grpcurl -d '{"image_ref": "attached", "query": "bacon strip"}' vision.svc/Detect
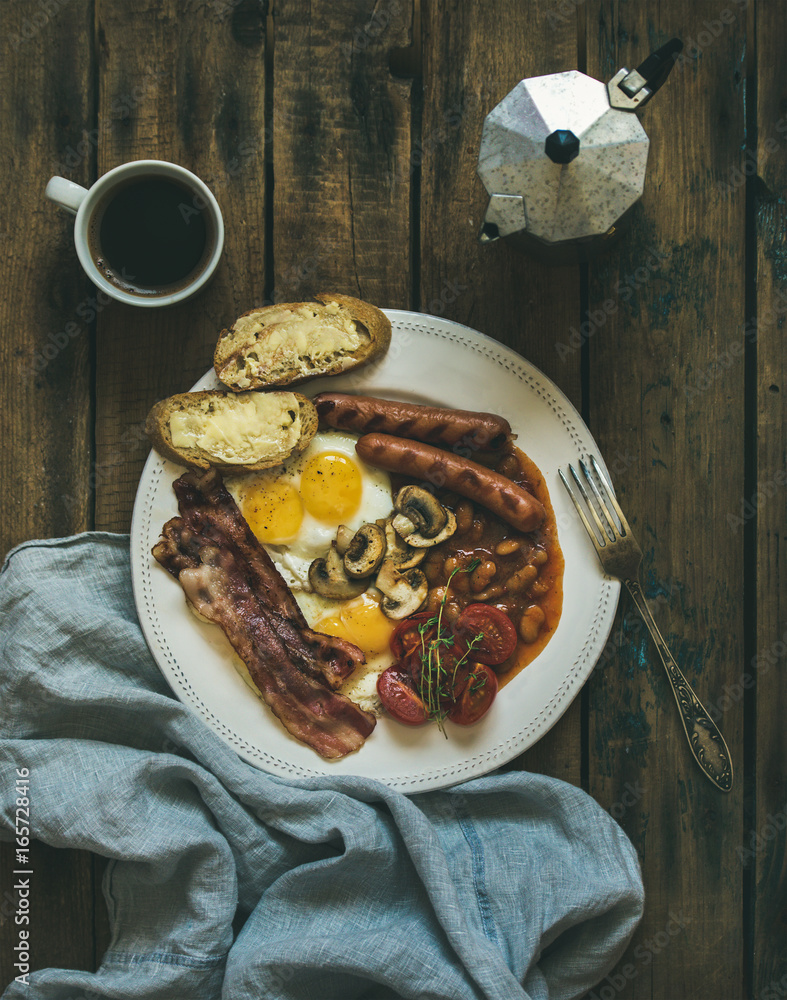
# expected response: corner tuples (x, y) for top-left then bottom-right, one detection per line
(172, 465), (307, 625)
(170, 467), (364, 688)
(153, 469), (375, 759)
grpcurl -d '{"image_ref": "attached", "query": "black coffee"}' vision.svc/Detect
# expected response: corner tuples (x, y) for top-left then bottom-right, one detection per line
(89, 177), (213, 296)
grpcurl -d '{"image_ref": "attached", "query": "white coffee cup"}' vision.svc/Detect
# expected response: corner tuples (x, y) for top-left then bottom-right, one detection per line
(45, 159), (224, 308)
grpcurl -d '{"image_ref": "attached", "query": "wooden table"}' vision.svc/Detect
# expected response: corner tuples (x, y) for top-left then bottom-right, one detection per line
(1, 1), (784, 997)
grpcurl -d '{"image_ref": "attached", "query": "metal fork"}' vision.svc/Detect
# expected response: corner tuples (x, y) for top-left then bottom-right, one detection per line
(560, 456), (733, 792)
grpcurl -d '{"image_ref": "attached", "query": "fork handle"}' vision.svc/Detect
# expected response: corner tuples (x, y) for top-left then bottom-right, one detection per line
(625, 579), (734, 792)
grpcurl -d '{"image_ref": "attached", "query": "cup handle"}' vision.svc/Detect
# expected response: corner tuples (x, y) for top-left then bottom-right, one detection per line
(45, 176), (89, 216)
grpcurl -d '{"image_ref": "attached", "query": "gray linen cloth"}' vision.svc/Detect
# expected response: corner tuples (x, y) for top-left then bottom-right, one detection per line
(0, 534), (643, 1000)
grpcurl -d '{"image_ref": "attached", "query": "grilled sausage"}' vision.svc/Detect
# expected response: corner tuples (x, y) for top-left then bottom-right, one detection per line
(314, 392), (512, 451)
(355, 433), (545, 533)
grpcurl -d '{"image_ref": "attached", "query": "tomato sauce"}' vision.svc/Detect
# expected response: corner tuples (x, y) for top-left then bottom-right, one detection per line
(498, 447), (564, 686)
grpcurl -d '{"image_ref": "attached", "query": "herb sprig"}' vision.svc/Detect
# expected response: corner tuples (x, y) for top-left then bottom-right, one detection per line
(415, 559), (484, 735)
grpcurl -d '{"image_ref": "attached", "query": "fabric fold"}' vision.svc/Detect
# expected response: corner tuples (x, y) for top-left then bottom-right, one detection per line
(0, 534), (643, 1000)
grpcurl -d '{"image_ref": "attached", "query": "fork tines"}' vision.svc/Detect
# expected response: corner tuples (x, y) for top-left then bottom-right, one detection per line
(559, 456), (630, 547)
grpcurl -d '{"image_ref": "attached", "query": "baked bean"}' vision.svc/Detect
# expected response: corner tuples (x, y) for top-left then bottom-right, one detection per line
(426, 586), (446, 613)
(468, 518), (486, 543)
(452, 570), (470, 594)
(473, 583), (506, 602)
(519, 604), (545, 643)
(495, 537), (522, 556)
(533, 548), (548, 566)
(443, 555), (460, 577)
(444, 601), (462, 626)
(455, 500), (474, 534)
(529, 576), (552, 598)
(505, 564), (538, 594)
(497, 453), (520, 478)
(470, 560), (497, 593)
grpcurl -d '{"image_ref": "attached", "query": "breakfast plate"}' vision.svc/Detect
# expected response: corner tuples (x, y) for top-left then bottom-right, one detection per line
(131, 310), (620, 792)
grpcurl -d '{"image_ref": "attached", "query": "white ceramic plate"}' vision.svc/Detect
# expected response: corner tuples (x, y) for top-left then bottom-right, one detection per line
(131, 310), (620, 792)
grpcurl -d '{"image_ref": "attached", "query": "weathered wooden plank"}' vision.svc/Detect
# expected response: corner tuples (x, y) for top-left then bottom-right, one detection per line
(93, 0), (269, 532)
(585, 2), (747, 997)
(753, 3), (787, 996)
(0, 3), (96, 552)
(271, 0), (414, 307)
(420, 0), (582, 782)
(0, 0), (97, 983)
(0, 845), (97, 983)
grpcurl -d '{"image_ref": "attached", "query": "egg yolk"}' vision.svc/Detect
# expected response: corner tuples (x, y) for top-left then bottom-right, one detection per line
(241, 480), (303, 543)
(316, 593), (395, 657)
(299, 451), (362, 523)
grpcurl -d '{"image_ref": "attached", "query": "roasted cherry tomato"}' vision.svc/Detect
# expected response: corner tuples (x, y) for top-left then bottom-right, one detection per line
(377, 663), (429, 725)
(390, 613), (433, 659)
(453, 604), (517, 666)
(447, 663), (498, 725)
(401, 648), (426, 686)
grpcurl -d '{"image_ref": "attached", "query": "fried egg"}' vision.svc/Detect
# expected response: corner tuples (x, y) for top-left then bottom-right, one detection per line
(226, 429), (397, 714)
(226, 429), (393, 588)
(299, 588), (395, 714)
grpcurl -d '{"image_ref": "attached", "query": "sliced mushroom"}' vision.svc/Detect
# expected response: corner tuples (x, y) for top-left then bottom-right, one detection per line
(375, 560), (429, 619)
(391, 512), (417, 539)
(393, 485), (447, 539)
(335, 524), (355, 556)
(344, 522), (386, 578)
(400, 509), (458, 549)
(382, 517), (425, 570)
(309, 542), (366, 599)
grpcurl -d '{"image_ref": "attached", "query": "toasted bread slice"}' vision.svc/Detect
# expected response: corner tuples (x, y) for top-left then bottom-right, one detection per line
(146, 390), (317, 472)
(214, 292), (392, 390)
